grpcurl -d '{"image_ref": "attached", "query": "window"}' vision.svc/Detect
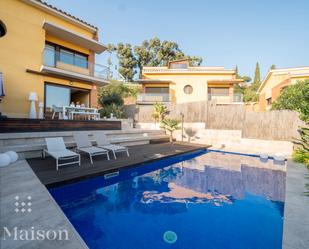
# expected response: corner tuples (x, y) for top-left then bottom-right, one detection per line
(145, 87), (169, 94)
(184, 85), (193, 94)
(60, 49), (74, 65)
(45, 84), (70, 108)
(45, 83), (90, 109)
(44, 44), (55, 66)
(170, 62), (188, 69)
(44, 43), (88, 69)
(208, 87), (229, 95)
(0, 21), (7, 38)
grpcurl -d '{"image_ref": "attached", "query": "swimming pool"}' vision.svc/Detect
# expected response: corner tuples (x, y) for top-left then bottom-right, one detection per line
(49, 150), (286, 249)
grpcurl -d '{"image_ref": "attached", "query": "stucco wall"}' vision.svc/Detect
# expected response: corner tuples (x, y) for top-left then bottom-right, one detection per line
(143, 73), (235, 104)
(0, 0), (96, 117)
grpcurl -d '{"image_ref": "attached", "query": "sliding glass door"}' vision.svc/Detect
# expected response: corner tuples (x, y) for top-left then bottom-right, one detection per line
(45, 84), (71, 108)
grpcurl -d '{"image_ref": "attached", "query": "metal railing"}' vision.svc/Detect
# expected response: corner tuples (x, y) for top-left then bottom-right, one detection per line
(43, 47), (111, 81)
(208, 93), (243, 103)
(137, 93), (171, 103)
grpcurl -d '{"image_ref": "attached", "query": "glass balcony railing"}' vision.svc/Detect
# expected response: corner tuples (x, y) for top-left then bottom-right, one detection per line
(208, 93), (243, 103)
(43, 47), (111, 81)
(137, 93), (171, 103)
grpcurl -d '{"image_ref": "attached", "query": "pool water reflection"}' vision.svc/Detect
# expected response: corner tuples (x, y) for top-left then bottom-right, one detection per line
(50, 150), (286, 249)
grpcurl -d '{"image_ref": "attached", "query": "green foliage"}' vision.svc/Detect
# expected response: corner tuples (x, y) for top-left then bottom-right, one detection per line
(115, 43), (137, 81)
(98, 81), (140, 118)
(112, 37), (203, 79)
(234, 65), (252, 95)
(99, 103), (124, 119)
(271, 80), (309, 122)
(243, 87), (259, 102)
(270, 64), (276, 70)
(152, 102), (168, 123)
(293, 150), (309, 167)
(242, 62), (261, 102)
(161, 118), (181, 143)
(272, 80), (309, 167)
(253, 62), (261, 86)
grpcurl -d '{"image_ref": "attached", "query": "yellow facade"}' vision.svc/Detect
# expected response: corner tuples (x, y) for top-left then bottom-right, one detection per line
(139, 60), (241, 104)
(258, 67), (309, 111)
(0, 0), (105, 117)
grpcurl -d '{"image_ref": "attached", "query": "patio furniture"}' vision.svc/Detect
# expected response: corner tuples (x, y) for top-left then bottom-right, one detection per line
(73, 131), (110, 164)
(43, 137), (80, 170)
(93, 131), (130, 159)
(51, 105), (63, 119)
(62, 106), (100, 120)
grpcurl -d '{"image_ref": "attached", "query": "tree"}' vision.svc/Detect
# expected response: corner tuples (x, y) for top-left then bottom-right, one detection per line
(252, 62), (261, 89)
(243, 62), (261, 102)
(115, 43), (137, 81)
(113, 37), (203, 79)
(270, 64), (276, 70)
(152, 102), (168, 124)
(161, 118), (180, 143)
(271, 80), (309, 167)
(98, 81), (140, 118)
(234, 65), (252, 95)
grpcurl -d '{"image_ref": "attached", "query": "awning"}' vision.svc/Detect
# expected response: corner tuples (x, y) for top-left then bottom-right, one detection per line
(43, 21), (107, 54)
(0, 72), (5, 97)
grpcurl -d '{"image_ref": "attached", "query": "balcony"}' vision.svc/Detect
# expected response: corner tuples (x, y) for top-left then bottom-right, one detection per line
(208, 93), (243, 104)
(41, 46), (110, 85)
(136, 93), (171, 104)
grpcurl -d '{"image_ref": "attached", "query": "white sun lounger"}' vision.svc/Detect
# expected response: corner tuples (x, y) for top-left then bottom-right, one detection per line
(93, 131), (130, 159)
(43, 137), (81, 171)
(73, 131), (110, 164)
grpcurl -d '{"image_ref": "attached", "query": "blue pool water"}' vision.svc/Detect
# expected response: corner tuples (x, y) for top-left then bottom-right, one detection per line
(49, 150), (286, 249)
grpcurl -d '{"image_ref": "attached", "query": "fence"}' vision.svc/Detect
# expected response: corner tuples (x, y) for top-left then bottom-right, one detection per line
(124, 101), (304, 141)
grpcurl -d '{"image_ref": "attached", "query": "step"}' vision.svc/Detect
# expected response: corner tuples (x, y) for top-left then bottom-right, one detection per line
(0, 134), (169, 159)
(0, 129), (166, 147)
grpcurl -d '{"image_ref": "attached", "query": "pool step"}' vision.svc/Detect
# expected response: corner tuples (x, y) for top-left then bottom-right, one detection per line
(0, 129), (169, 159)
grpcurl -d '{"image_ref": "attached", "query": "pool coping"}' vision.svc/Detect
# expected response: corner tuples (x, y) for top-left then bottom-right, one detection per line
(282, 160), (309, 249)
(0, 160), (88, 249)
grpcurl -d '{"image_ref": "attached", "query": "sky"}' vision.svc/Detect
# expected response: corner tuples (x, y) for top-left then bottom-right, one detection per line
(48, 0), (309, 80)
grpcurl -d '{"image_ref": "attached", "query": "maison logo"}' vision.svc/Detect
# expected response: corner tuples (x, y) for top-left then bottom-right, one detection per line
(2, 227), (69, 241)
(14, 195), (32, 213)
(1, 195), (69, 241)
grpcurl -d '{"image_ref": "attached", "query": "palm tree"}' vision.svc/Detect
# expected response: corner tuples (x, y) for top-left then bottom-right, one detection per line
(161, 118), (180, 143)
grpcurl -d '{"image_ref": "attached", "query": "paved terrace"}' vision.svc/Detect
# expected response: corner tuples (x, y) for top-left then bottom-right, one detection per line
(282, 160), (309, 249)
(27, 142), (208, 186)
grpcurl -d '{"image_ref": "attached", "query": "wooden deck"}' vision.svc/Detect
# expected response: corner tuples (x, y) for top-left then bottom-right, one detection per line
(0, 118), (121, 133)
(27, 142), (209, 187)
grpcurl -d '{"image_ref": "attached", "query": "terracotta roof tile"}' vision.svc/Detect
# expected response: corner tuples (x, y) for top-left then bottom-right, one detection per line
(35, 0), (98, 30)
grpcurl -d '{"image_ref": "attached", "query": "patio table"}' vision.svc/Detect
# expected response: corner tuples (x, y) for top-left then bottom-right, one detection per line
(62, 106), (100, 120)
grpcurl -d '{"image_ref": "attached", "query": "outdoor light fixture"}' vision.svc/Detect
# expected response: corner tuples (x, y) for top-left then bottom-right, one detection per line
(28, 92), (38, 119)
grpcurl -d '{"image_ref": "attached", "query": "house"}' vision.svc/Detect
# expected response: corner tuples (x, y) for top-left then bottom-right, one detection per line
(136, 59), (243, 105)
(258, 67), (309, 111)
(0, 0), (108, 118)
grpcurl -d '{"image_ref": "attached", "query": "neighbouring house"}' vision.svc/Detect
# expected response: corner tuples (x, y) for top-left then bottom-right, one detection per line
(258, 66), (309, 111)
(136, 58), (243, 105)
(0, 0), (109, 118)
